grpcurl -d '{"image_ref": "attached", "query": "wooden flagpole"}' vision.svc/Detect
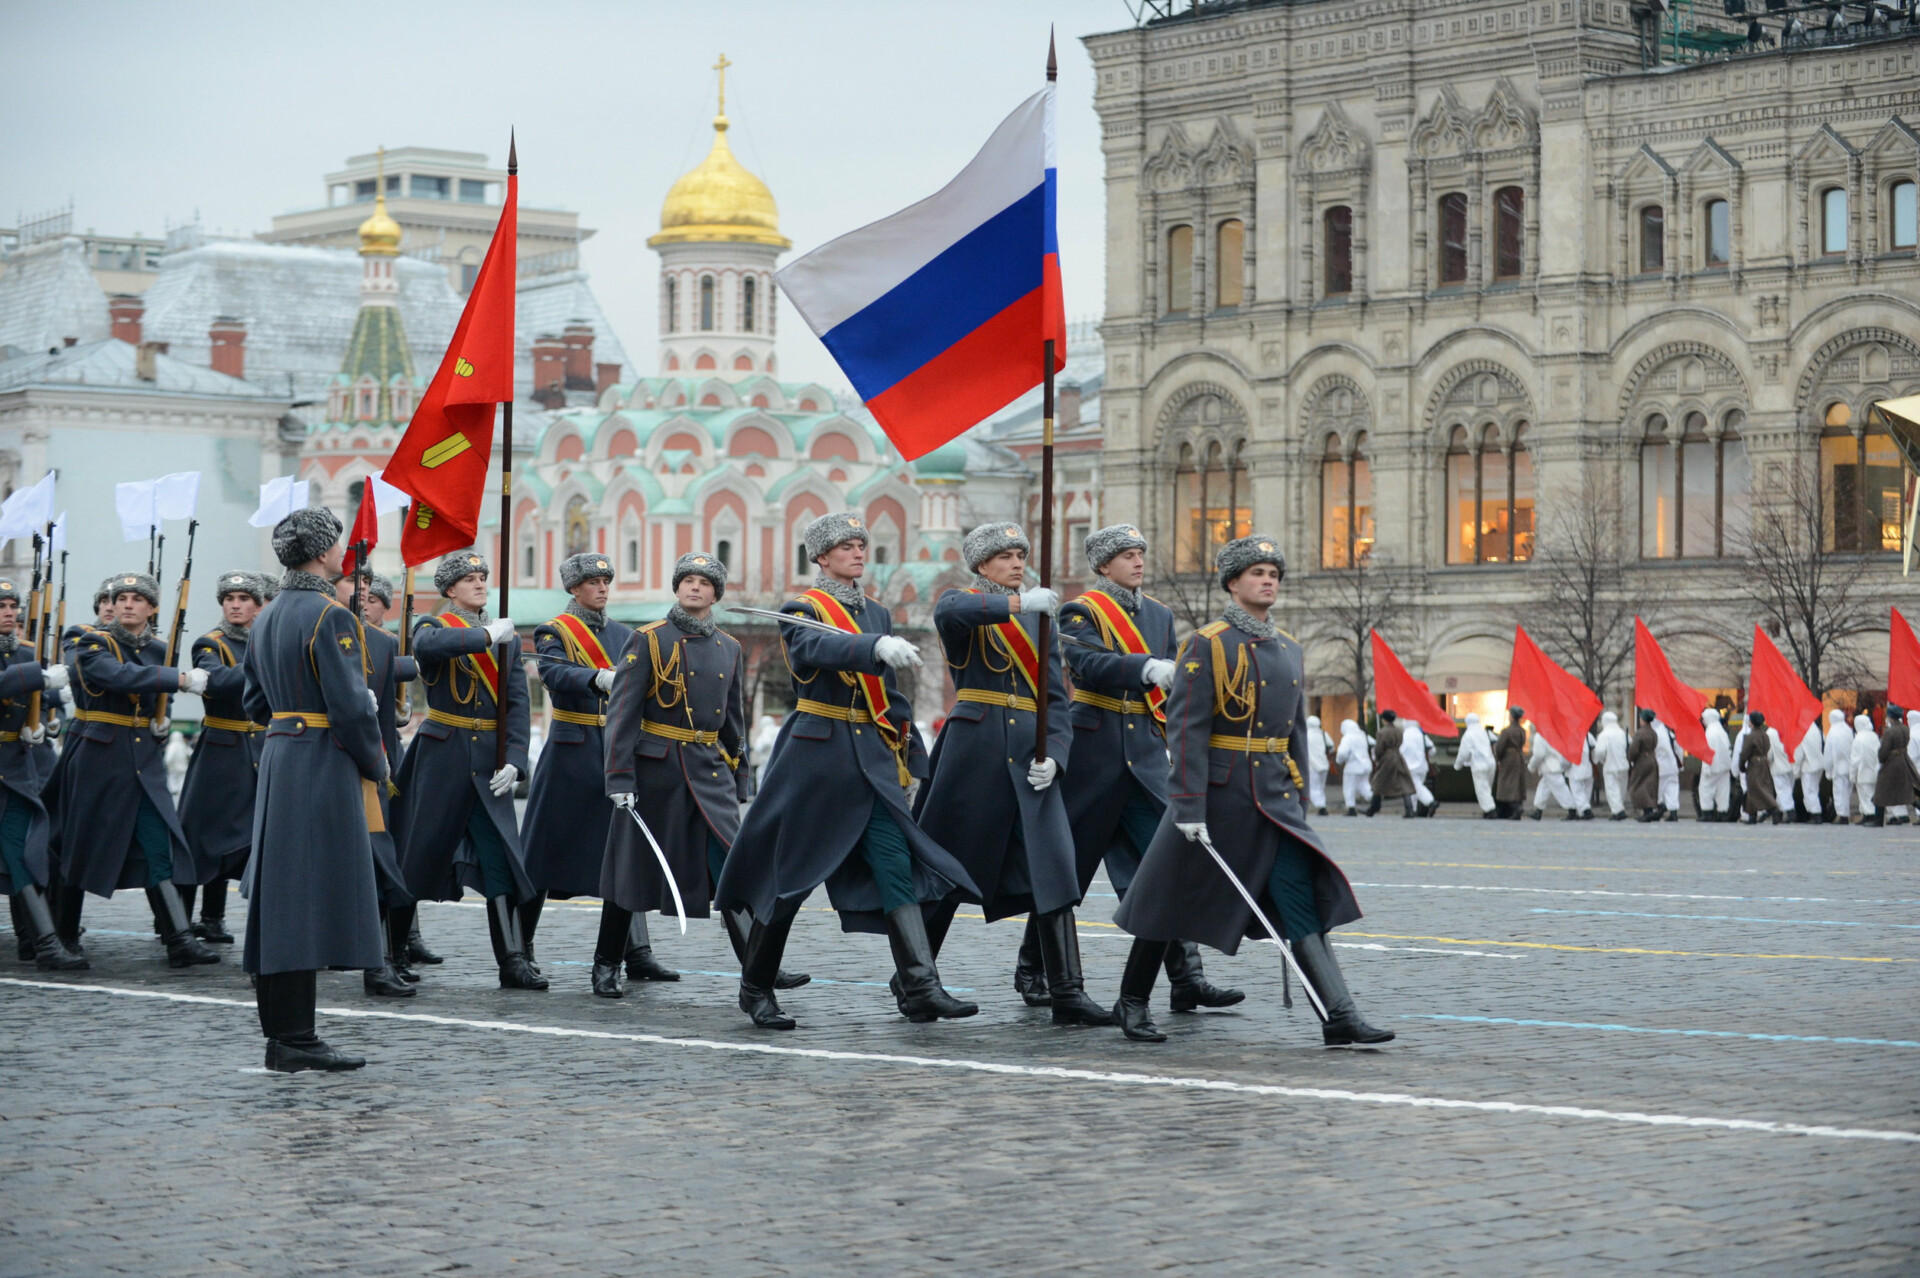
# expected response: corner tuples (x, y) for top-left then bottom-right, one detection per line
(1034, 33), (1058, 766)
(494, 131), (517, 772)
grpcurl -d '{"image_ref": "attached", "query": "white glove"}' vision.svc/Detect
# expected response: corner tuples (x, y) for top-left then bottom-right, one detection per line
(484, 618), (516, 644)
(1027, 756), (1058, 791)
(873, 635), (923, 669)
(1142, 658), (1175, 692)
(1176, 821), (1209, 843)
(489, 764), (519, 796)
(592, 668), (615, 694)
(152, 717), (171, 736)
(41, 665), (68, 692)
(55, 686), (71, 708)
(1018, 587), (1059, 617)
(365, 688), (380, 716)
(22, 723), (45, 746)
(182, 668), (210, 695)
(610, 791), (636, 809)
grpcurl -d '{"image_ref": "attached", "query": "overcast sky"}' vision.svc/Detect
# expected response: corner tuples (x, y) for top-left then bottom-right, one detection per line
(3, 0), (1134, 390)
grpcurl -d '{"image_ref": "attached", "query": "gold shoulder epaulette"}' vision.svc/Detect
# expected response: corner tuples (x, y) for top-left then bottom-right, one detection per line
(1197, 620), (1230, 638)
(1276, 627), (1300, 644)
(637, 619), (669, 634)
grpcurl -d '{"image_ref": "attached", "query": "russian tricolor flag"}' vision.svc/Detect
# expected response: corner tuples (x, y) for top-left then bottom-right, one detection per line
(776, 85), (1066, 461)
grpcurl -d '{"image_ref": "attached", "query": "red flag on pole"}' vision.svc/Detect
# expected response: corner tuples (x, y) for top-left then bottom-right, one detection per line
(1747, 625), (1821, 763)
(1370, 630), (1457, 738)
(384, 170), (518, 565)
(1507, 625), (1603, 763)
(1890, 607), (1920, 710)
(1632, 617), (1711, 761)
(340, 491), (380, 577)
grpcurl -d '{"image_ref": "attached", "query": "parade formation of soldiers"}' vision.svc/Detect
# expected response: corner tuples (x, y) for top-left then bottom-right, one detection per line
(14, 500), (1907, 1074)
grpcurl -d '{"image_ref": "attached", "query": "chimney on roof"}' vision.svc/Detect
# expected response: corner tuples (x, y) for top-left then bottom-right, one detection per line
(209, 316), (246, 380)
(108, 294), (143, 345)
(62, 336), (77, 348)
(561, 321), (595, 391)
(532, 333), (566, 407)
(595, 362), (621, 396)
(135, 340), (169, 382)
(1057, 379), (1082, 433)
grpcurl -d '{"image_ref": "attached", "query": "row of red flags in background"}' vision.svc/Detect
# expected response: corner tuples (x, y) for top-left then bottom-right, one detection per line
(1370, 609), (1920, 766)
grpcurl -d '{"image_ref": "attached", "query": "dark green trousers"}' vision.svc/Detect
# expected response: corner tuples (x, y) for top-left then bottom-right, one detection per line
(467, 806), (516, 900)
(858, 798), (916, 914)
(0, 792), (33, 891)
(134, 793), (175, 888)
(1265, 836), (1325, 941)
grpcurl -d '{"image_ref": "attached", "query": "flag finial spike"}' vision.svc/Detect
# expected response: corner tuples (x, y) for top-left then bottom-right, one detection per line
(1047, 27), (1058, 81)
(508, 128), (518, 176)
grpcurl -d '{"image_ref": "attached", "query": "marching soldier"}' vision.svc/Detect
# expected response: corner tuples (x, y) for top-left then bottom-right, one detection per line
(358, 572), (418, 998)
(521, 552), (658, 982)
(915, 521), (1113, 1027)
(0, 575), (82, 969)
(1109, 535), (1392, 1047)
(61, 571), (220, 968)
(717, 513), (976, 1029)
(38, 578), (118, 954)
(1054, 524), (1240, 1015)
(240, 507), (386, 1071)
(176, 571), (267, 944)
(394, 551), (541, 989)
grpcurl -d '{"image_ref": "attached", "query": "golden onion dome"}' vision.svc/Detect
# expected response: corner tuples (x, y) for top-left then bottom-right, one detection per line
(650, 60), (789, 250)
(358, 191), (402, 257)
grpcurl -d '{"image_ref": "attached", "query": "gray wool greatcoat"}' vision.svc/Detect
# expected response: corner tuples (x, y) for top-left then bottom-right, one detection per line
(1873, 717), (1919, 810)
(1628, 724), (1662, 809)
(237, 583), (386, 976)
(719, 591), (975, 933)
(178, 627), (262, 881)
(0, 643), (51, 892)
(43, 622), (101, 866)
(914, 588), (1078, 922)
(1493, 723), (1529, 803)
(363, 624), (416, 908)
(1113, 618), (1362, 955)
(1370, 719), (1415, 799)
(1057, 588), (1174, 896)
(523, 611), (633, 899)
(61, 625), (197, 897)
(395, 614), (534, 904)
(599, 616), (744, 917)
(1741, 728), (1778, 813)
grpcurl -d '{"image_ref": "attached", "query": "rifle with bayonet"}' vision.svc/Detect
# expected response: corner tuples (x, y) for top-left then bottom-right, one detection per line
(152, 518), (197, 724)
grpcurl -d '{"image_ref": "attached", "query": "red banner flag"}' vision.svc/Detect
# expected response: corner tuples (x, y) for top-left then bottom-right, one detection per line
(385, 166), (518, 566)
(1507, 625), (1603, 763)
(1890, 607), (1920, 710)
(1370, 630), (1457, 738)
(340, 490), (380, 577)
(1747, 625), (1821, 764)
(1632, 617), (1712, 761)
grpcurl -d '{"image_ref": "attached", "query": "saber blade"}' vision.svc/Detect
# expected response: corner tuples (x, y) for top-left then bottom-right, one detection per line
(626, 805), (688, 934)
(723, 604), (845, 636)
(1193, 828), (1328, 1021)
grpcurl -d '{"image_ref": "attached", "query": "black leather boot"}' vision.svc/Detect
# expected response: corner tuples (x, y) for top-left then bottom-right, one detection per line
(259, 970), (364, 1073)
(20, 886), (87, 971)
(1012, 914), (1050, 1006)
(886, 905), (976, 1022)
(1364, 791), (1382, 816)
(1165, 938), (1243, 1011)
(592, 904), (628, 999)
(1113, 938), (1169, 1042)
(405, 912), (443, 965)
(488, 896), (547, 990)
(518, 892), (546, 975)
(624, 912), (679, 982)
(737, 909), (798, 1030)
(197, 879), (233, 943)
(723, 904), (807, 989)
(149, 884), (220, 967)
(51, 883), (85, 953)
(11, 893), (34, 960)
(1035, 908), (1114, 1026)
(385, 909), (420, 983)
(363, 909), (415, 998)
(1291, 932), (1394, 1046)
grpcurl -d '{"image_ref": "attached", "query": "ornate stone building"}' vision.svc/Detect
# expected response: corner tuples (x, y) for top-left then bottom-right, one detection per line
(1083, 4), (1920, 719)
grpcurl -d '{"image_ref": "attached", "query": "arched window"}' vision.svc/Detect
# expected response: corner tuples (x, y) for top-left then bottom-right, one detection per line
(795, 539), (812, 577)
(1822, 188), (1848, 256)
(1821, 400), (1907, 552)
(1215, 220), (1243, 309)
(1705, 199), (1731, 266)
(664, 277), (677, 334)
(717, 539), (734, 572)
(742, 277), (757, 332)
(1320, 432), (1373, 568)
(1438, 193), (1468, 285)
(564, 495), (590, 557)
(355, 380), (376, 421)
(1173, 439), (1250, 572)
(623, 531), (641, 576)
(1493, 186), (1525, 279)
(1639, 205), (1665, 274)
(700, 275), (716, 330)
(1166, 225), (1193, 315)
(1640, 415), (1675, 558)
(1890, 180), (1916, 250)
(1639, 412), (1741, 559)
(1323, 206), (1353, 297)
(1445, 423), (1534, 565)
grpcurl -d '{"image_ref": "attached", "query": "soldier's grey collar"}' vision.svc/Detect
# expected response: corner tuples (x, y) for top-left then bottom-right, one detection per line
(565, 600), (607, 628)
(0, 632), (16, 657)
(809, 573), (867, 612)
(1093, 581), (1140, 612)
(447, 603), (491, 627)
(971, 575), (1018, 597)
(669, 604), (716, 637)
(279, 569), (333, 596)
(104, 620), (154, 649)
(217, 620), (251, 644)
(1224, 604), (1278, 640)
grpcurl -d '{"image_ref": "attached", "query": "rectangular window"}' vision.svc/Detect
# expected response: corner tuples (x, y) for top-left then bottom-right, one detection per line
(412, 175), (450, 200)
(1865, 430), (1906, 551)
(1892, 181), (1917, 250)
(1322, 458), (1354, 568)
(1439, 194), (1468, 285)
(1705, 199), (1730, 265)
(1639, 205), (1665, 274)
(1494, 186), (1525, 279)
(1323, 206), (1353, 296)
(625, 537), (639, 575)
(353, 176), (398, 202)
(1822, 433), (1863, 552)
(1479, 448), (1514, 562)
(1166, 225), (1193, 315)
(522, 543), (536, 581)
(1352, 456), (1374, 563)
(1216, 221), (1244, 308)
(1446, 450), (1478, 563)
(460, 263), (479, 294)
(1822, 188), (1848, 255)
(1681, 436), (1717, 558)
(459, 179), (489, 203)
(1641, 442), (1675, 558)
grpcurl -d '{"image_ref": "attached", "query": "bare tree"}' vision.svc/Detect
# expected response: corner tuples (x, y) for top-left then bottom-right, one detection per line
(1733, 454), (1885, 692)
(1519, 474), (1654, 704)
(1310, 555), (1406, 715)
(1147, 546), (1218, 637)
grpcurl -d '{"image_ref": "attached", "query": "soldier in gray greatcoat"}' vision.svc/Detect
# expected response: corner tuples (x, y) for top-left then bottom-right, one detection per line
(717, 513), (978, 1030)
(356, 573), (418, 998)
(1055, 524), (1241, 1016)
(522, 551), (655, 980)
(0, 574), (83, 970)
(36, 579), (117, 956)
(394, 551), (541, 990)
(176, 571), (266, 945)
(239, 506), (386, 1072)
(915, 521), (1114, 1027)
(61, 571), (221, 968)
(1110, 535), (1392, 1048)
(594, 551), (747, 998)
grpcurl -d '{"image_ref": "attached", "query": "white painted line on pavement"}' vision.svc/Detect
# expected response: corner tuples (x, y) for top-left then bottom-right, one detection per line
(1353, 882), (1920, 907)
(4, 977), (1915, 1146)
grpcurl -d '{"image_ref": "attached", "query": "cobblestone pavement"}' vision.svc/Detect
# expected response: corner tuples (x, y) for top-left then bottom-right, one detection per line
(4, 815), (1918, 1276)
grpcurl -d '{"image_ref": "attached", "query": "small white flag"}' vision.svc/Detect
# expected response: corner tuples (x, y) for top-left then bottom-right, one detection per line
(0, 471), (56, 542)
(49, 511), (66, 555)
(369, 470), (411, 516)
(248, 476), (312, 529)
(152, 471), (200, 521)
(116, 479), (158, 543)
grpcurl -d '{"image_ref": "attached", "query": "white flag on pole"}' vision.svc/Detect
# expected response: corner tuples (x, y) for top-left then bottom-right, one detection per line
(0, 471), (55, 542)
(49, 511), (67, 555)
(248, 476), (311, 529)
(116, 479), (158, 543)
(368, 470), (411, 515)
(152, 471), (200, 521)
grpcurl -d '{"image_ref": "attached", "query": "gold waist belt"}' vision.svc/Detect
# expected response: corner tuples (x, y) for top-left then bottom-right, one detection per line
(427, 709), (497, 731)
(1210, 733), (1291, 753)
(202, 716), (262, 733)
(0, 731), (17, 743)
(1070, 689), (1152, 714)
(956, 688), (1039, 713)
(272, 711), (331, 727)
(794, 698), (873, 724)
(642, 719), (719, 746)
(74, 709), (151, 728)
(551, 708), (607, 727)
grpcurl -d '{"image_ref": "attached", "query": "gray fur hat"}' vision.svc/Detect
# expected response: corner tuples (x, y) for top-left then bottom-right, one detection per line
(560, 551), (615, 591)
(366, 573), (394, 608)
(257, 571), (280, 602)
(1085, 522), (1148, 572)
(106, 571), (161, 608)
(1215, 533), (1286, 589)
(434, 549), (490, 596)
(272, 505), (343, 568)
(0, 576), (20, 606)
(215, 570), (265, 604)
(803, 511), (869, 562)
(672, 550), (727, 599)
(93, 576), (116, 610)
(963, 521), (1031, 572)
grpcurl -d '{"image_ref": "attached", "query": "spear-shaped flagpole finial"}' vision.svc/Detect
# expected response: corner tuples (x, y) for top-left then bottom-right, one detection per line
(508, 128), (518, 176)
(1048, 26), (1057, 81)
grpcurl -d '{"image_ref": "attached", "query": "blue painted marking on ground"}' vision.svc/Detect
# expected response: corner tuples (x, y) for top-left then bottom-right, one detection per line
(1404, 1013), (1920, 1049)
(1528, 907), (1920, 929)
